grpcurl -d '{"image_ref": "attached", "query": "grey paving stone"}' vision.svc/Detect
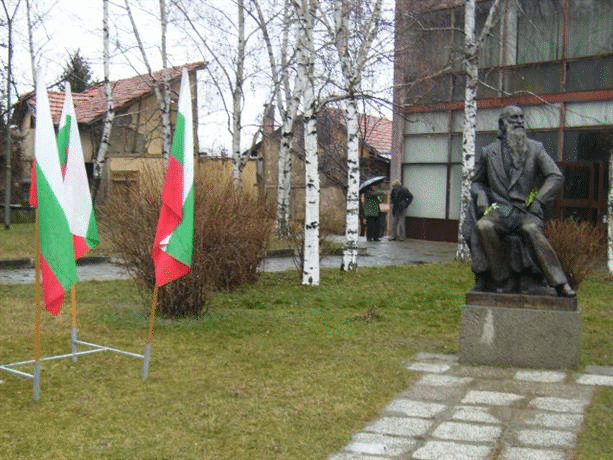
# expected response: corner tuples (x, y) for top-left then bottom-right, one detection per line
(451, 406), (500, 424)
(364, 416), (432, 437)
(452, 365), (516, 380)
(344, 432), (417, 456)
(414, 352), (458, 363)
(585, 365), (613, 376)
(398, 384), (467, 402)
(432, 421), (502, 443)
(462, 390), (524, 406)
(501, 447), (567, 460)
(529, 396), (590, 413)
(328, 453), (389, 460)
(514, 370), (567, 383)
(384, 399), (447, 419)
(577, 374), (613, 386)
(416, 373), (474, 387)
(522, 411), (584, 429)
(407, 362), (451, 373)
(412, 440), (493, 460)
(516, 429), (577, 448)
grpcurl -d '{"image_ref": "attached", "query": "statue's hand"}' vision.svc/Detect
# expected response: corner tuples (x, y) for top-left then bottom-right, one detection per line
(528, 200), (544, 220)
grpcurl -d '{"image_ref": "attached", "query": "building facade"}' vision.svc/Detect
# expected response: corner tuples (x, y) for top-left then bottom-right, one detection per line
(392, 0), (612, 241)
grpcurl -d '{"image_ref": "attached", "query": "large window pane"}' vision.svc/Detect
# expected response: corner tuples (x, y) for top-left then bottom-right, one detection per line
(403, 135), (449, 163)
(567, 56), (613, 92)
(403, 165), (447, 219)
(564, 130), (613, 162)
(516, 0), (563, 64)
(568, 0), (613, 58)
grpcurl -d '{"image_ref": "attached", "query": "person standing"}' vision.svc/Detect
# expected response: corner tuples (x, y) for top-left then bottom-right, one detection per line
(389, 181), (413, 241)
(363, 184), (385, 241)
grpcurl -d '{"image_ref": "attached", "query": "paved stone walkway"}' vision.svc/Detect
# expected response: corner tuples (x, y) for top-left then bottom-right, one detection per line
(329, 353), (613, 460)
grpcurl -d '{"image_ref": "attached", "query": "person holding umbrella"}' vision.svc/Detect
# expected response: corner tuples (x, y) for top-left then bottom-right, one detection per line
(362, 183), (385, 241)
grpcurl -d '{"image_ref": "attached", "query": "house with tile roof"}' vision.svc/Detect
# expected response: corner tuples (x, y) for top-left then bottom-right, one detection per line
(253, 106), (391, 233)
(11, 62), (206, 201)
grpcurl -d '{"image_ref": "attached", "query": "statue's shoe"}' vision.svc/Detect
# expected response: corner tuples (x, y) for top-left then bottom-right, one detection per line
(556, 283), (577, 297)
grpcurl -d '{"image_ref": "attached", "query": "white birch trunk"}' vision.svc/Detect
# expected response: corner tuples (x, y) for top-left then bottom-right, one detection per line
(608, 150), (613, 274)
(93, 0), (115, 201)
(299, 0), (320, 286)
(342, 97), (360, 271)
(456, 0), (478, 262)
(456, 0), (501, 261)
(160, 0), (171, 158)
(232, 0), (246, 184)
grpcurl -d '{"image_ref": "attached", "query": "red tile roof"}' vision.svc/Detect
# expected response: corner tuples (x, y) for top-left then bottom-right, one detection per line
(26, 61), (206, 125)
(324, 107), (392, 156)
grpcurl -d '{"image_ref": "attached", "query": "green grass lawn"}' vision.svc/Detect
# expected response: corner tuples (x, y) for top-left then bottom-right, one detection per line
(0, 264), (611, 459)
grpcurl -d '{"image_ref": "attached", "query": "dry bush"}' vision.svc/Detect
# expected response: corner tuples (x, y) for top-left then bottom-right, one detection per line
(545, 218), (606, 289)
(100, 164), (274, 317)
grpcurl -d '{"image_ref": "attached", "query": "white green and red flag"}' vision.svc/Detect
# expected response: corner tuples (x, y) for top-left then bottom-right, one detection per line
(33, 75), (78, 315)
(59, 84), (100, 259)
(152, 68), (194, 286)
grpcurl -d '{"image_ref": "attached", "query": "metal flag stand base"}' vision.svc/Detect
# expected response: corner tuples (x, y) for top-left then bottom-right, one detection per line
(1, 285), (160, 400)
(0, 333), (147, 400)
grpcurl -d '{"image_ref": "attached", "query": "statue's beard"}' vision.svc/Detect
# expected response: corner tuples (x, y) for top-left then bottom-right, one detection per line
(506, 127), (527, 161)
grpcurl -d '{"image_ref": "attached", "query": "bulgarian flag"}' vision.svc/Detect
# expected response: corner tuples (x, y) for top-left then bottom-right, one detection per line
(152, 68), (194, 286)
(33, 75), (79, 315)
(59, 84), (100, 259)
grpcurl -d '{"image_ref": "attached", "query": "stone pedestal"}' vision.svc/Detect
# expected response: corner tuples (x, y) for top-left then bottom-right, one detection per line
(459, 291), (581, 369)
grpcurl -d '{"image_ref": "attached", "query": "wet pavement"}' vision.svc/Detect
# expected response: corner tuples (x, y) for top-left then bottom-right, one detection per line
(0, 237), (458, 284)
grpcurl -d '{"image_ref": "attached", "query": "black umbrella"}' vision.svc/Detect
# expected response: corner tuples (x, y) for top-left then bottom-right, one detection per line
(359, 176), (386, 193)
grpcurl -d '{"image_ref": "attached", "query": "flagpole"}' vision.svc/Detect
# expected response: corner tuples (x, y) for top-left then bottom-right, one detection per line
(142, 284), (159, 381)
(33, 208), (42, 401)
(70, 287), (78, 362)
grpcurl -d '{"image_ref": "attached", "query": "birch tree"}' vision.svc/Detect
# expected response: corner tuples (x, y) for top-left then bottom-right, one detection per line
(123, 0), (171, 158)
(92, 0), (115, 201)
(321, 0), (383, 272)
(609, 150), (613, 274)
(1, 0), (22, 229)
(456, 0), (502, 261)
(293, 0), (320, 285)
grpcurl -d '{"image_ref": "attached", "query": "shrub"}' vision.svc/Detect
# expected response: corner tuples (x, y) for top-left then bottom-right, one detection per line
(100, 164), (274, 317)
(545, 218), (606, 289)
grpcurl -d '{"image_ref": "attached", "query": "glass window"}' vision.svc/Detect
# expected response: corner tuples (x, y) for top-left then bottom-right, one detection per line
(529, 131), (560, 161)
(564, 130), (613, 162)
(403, 135), (449, 163)
(568, 0), (613, 58)
(567, 56), (613, 92)
(516, 0), (563, 64)
(403, 164), (448, 219)
(506, 63), (561, 95)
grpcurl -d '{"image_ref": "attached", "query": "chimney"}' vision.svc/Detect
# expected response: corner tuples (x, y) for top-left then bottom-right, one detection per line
(263, 103), (275, 136)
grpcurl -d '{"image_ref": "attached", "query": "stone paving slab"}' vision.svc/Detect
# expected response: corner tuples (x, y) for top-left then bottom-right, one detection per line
(344, 432), (418, 456)
(521, 411), (584, 429)
(514, 370), (567, 383)
(451, 406), (501, 424)
(383, 399), (447, 419)
(576, 373), (613, 386)
(528, 396), (591, 413)
(461, 390), (524, 406)
(364, 416), (433, 437)
(407, 362), (451, 374)
(515, 428), (577, 448)
(500, 446), (568, 460)
(412, 440), (493, 460)
(432, 421), (502, 443)
(415, 373), (473, 387)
